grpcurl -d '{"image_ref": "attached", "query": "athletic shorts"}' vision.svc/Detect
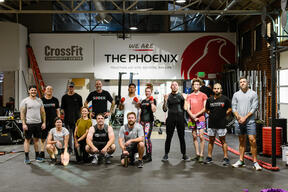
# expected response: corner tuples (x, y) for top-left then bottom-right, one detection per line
(234, 121), (256, 136)
(24, 123), (42, 139)
(188, 121), (206, 130)
(93, 143), (107, 151)
(56, 146), (65, 155)
(120, 142), (138, 160)
(207, 128), (227, 137)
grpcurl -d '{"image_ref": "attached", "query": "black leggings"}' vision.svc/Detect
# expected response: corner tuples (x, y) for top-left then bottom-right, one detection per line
(75, 138), (89, 162)
(165, 115), (186, 155)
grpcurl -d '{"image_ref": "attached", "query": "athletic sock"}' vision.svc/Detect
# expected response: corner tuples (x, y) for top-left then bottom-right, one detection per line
(25, 152), (29, 159)
(35, 152), (39, 158)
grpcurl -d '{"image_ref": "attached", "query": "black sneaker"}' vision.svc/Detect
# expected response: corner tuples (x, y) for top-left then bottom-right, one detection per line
(182, 154), (190, 162)
(204, 157), (213, 164)
(222, 158), (230, 166)
(40, 151), (45, 159)
(143, 154), (152, 162)
(105, 154), (112, 164)
(137, 160), (144, 168)
(161, 154), (168, 162)
(50, 158), (57, 165)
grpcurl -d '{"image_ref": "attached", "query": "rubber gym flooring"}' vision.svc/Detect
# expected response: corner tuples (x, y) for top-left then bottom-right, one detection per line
(0, 128), (287, 192)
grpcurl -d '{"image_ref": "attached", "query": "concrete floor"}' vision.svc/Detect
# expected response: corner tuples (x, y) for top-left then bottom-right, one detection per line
(0, 128), (288, 192)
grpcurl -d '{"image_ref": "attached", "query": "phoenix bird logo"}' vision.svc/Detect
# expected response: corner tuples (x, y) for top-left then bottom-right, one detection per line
(181, 35), (235, 79)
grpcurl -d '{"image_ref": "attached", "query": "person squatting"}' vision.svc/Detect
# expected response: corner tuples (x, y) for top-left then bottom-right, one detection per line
(20, 77), (262, 170)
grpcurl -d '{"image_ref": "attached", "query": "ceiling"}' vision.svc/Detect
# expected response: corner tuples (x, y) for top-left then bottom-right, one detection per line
(0, 0), (279, 32)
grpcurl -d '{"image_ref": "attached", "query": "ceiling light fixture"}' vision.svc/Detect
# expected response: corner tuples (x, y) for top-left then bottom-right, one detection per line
(129, 26), (138, 30)
(175, 0), (186, 3)
(0, 0), (5, 3)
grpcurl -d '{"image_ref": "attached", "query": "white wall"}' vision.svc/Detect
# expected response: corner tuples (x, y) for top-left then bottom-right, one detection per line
(0, 22), (28, 109)
(0, 22), (19, 71)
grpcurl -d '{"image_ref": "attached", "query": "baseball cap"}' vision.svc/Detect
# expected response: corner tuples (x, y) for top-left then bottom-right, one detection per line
(68, 82), (75, 87)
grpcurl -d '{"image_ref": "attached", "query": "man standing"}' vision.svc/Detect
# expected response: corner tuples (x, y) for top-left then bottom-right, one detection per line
(186, 78), (207, 163)
(119, 83), (140, 125)
(119, 112), (145, 168)
(61, 82), (83, 152)
(84, 80), (115, 122)
(20, 85), (46, 164)
(139, 87), (157, 162)
(162, 81), (189, 162)
(232, 77), (262, 170)
(40, 85), (60, 158)
(205, 83), (231, 165)
(86, 113), (116, 164)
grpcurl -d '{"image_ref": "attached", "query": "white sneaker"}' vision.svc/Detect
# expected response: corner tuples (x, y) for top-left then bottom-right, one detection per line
(91, 155), (98, 164)
(253, 162), (262, 171)
(232, 160), (245, 168)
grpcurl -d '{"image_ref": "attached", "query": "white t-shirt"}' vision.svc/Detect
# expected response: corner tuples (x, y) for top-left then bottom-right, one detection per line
(20, 97), (43, 124)
(123, 96), (139, 125)
(49, 127), (69, 148)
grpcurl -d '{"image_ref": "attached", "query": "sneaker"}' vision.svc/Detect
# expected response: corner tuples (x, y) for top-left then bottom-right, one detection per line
(36, 157), (44, 163)
(191, 155), (200, 161)
(198, 156), (204, 163)
(182, 154), (190, 162)
(40, 151), (45, 159)
(91, 155), (98, 164)
(137, 160), (144, 168)
(204, 157), (213, 164)
(253, 162), (262, 171)
(105, 154), (112, 164)
(161, 154), (168, 162)
(143, 154), (152, 162)
(123, 156), (129, 167)
(24, 159), (31, 164)
(50, 158), (57, 165)
(232, 160), (245, 168)
(222, 158), (230, 166)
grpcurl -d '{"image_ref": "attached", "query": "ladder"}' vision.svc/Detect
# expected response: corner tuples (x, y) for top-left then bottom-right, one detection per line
(27, 46), (45, 98)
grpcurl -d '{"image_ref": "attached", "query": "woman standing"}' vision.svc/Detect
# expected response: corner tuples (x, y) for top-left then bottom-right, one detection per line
(46, 117), (69, 166)
(74, 106), (92, 163)
(139, 87), (156, 162)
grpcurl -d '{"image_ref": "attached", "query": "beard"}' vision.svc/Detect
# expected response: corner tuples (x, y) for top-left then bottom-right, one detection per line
(215, 92), (221, 96)
(128, 120), (135, 126)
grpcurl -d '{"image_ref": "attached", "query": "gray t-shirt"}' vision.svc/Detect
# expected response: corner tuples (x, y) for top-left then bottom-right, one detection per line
(49, 127), (69, 148)
(232, 89), (258, 123)
(20, 97), (44, 124)
(119, 123), (144, 142)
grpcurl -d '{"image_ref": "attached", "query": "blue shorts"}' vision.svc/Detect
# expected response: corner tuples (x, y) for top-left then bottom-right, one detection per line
(234, 121), (256, 135)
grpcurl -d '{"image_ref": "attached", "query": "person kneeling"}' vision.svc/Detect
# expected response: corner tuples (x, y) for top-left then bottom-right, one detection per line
(119, 112), (145, 168)
(86, 113), (116, 164)
(46, 117), (69, 166)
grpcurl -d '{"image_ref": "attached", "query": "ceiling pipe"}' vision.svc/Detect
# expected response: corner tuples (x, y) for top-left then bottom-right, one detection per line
(215, 0), (242, 21)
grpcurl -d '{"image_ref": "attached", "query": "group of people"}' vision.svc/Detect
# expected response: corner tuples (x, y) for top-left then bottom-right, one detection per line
(20, 76), (262, 170)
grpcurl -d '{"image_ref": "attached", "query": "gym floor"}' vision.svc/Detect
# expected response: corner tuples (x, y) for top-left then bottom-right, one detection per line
(0, 129), (287, 192)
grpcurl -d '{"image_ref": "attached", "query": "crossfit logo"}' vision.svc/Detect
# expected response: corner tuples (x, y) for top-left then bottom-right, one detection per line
(44, 45), (83, 61)
(181, 36), (235, 79)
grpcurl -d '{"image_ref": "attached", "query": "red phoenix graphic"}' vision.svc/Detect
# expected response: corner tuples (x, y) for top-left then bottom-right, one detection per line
(181, 35), (235, 79)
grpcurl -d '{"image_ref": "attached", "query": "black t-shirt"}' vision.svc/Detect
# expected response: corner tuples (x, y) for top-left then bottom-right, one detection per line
(140, 98), (157, 122)
(42, 96), (59, 127)
(61, 93), (83, 124)
(86, 90), (113, 117)
(200, 86), (213, 98)
(206, 95), (231, 129)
